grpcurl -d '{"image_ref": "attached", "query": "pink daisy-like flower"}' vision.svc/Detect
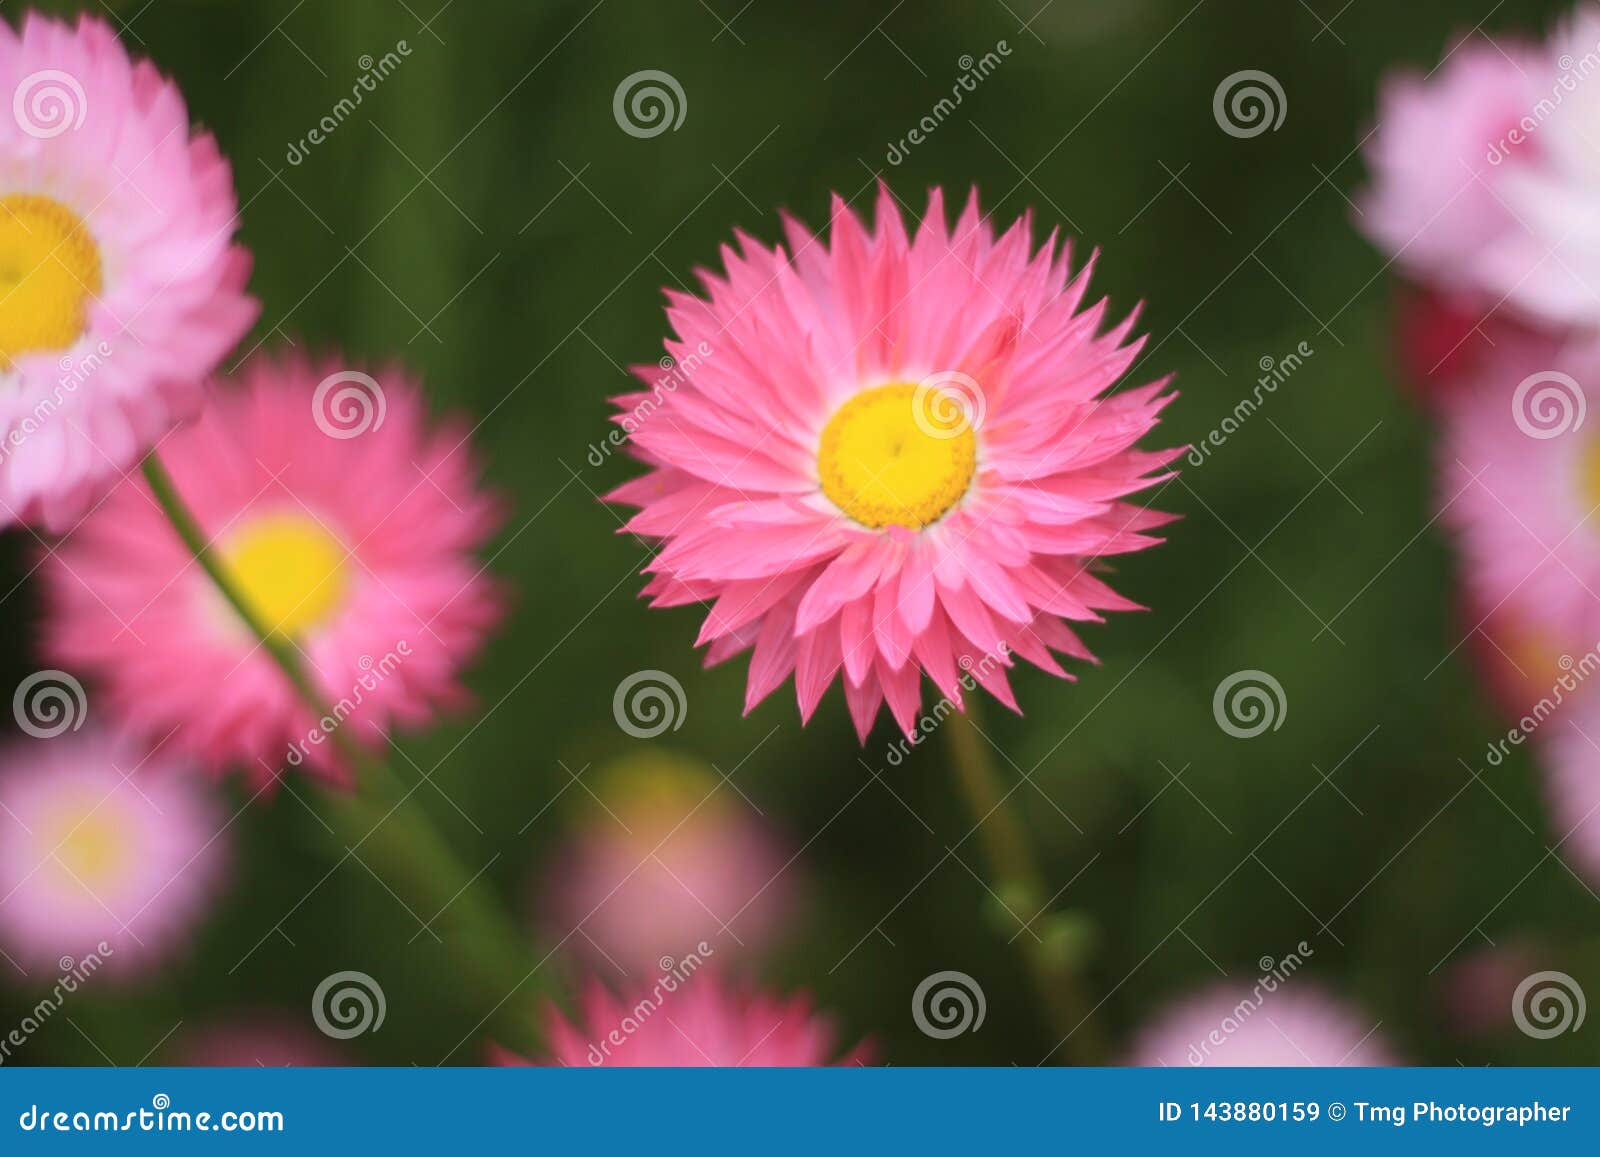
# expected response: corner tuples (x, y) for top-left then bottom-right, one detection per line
(0, 727), (226, 974)
(1478, 7), (1600, 327)
(1542, 706), (1600, 886)
(607, 188), (1178, 740)
(544, 752), (796, 974)
(497, 973), (870, 1067)
(1, 12), (257, 529)
(1438, 342), (1600, 647)
(1358, 33), (1546, 310)
(1127, 983), (1395, 1067)
(40, 353), (505, 785)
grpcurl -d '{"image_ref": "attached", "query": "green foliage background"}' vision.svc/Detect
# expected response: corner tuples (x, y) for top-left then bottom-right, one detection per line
(2, 0), (1596, 1065)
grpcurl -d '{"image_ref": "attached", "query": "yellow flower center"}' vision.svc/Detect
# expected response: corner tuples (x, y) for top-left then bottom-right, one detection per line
(0, 195), (103, 369)
(817, 383), (977, 530)
(220, 513), (350, 638)
(50, 806), (128, 890)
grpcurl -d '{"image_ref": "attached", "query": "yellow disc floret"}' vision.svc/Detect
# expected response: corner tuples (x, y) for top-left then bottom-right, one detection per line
(50, 806), (128, 890)
(818, 382), (977, 530)
(0, 195), (103, 368)
(221, 513), (351, 638)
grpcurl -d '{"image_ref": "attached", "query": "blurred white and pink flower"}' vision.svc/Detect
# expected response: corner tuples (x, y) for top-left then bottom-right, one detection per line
(0, 727), (226, 975)
(1127, 982), (1396, 1067)
(542, 752), (797, 976)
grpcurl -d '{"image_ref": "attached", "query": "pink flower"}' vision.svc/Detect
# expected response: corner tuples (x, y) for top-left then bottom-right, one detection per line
(1358, 34), (1546, 310)
(1480, 8), (1600, 326)
(1390, 286), (1564, 406)
(0, 727), (226, 975)
(1362, 12), (1600, 330)
(608, 187), (1178, 740)
(499, 973), (870, 1066)
(543, 752), (796, 974)
(1543, 705), (1600, 886)
(1437, 340), (1600, 651)
(1128, 983), (1396, 1066)
(177, 1017), (347, 1066)
(0, 12), (257, 530)
(40, 353), (506, 785)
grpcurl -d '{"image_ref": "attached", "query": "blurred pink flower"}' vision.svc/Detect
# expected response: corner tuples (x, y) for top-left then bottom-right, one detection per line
(0, 12), (257, 530)
(1359, 33), (1546, 310)
(1437, 340), (1600, 651)
(607, 186), (1178, 740)
(41, 352), (506, 786)
(1363, 11), (1600, 330)
(0, 728), (226, 975)
(178, 1017), (347, 1066)
(1390, 286), (1564, 406)
(1128, 982), (1396, 1066)
(1437, 942), (1540, 1037)
(1543, 704), (1600, 886)
(544, 752), (796, 975)
(499, 972), (870, 1066)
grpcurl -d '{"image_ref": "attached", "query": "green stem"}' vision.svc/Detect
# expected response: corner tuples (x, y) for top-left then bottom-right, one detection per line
(141, 454), (547, 1055)
(944, 701), (1102, 1064)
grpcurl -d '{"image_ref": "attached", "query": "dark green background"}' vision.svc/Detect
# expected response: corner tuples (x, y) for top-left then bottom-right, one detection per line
(3, 0), (1596, 1065)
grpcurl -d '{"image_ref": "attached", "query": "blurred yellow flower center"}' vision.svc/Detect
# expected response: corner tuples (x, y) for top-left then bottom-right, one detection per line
(0, 195), (102, 369)
(51, 808), (127, 889)
(817, 383), (976, 530)
(221, 513), (350, 638)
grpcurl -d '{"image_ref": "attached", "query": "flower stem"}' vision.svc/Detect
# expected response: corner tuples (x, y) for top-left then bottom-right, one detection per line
(943, 700), (1103, 1064)
(140, 453), (547, 1054)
